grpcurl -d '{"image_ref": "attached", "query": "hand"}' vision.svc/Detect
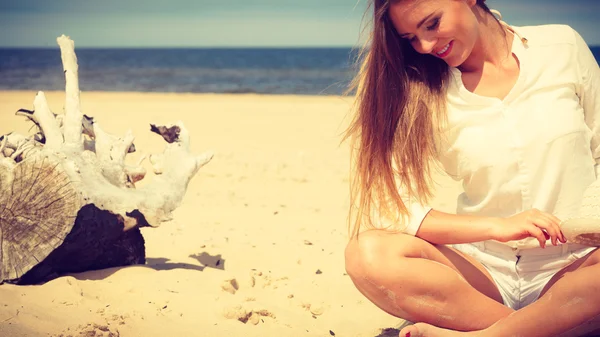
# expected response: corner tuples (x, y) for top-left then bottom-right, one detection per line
(490, 209), (567, 248)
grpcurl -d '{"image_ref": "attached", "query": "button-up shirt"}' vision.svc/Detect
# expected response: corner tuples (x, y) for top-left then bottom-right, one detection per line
(399, 24), (600, 249)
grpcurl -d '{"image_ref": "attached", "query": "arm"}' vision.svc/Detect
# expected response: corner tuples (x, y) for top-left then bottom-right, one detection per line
(393, 196), (497, 244)
(385, 193), (504, 245)
(415, 208), (561, 247)
(393, 191), (561, 247)
(416, 210), (497, 244)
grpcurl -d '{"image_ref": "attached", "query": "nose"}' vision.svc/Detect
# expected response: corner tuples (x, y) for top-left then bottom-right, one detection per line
(413, 37), (437, 54)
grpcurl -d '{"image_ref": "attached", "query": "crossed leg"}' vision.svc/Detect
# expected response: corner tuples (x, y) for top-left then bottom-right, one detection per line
(344, 230), (513, 331)
(397, 247), (600, 337)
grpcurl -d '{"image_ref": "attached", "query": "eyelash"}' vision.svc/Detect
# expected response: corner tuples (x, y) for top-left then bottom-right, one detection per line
(427, 18), (440, 31)
(408, 17), (440, 42)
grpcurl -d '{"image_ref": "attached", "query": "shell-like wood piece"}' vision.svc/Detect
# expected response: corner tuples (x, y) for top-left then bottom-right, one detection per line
(561, 178), (600, 246)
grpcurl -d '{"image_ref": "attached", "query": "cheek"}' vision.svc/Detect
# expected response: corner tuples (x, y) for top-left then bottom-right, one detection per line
(437, 17), (460, 39)
(447, 11), (477, 41)
(464, 15), (480, 43)
(451, 19), (477, 50)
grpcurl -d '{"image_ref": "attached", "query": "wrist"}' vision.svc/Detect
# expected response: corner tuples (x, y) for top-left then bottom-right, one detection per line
(482, 217), (504, 241)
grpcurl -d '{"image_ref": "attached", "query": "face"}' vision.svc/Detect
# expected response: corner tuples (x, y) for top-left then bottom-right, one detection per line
(388, 0), (480, 67)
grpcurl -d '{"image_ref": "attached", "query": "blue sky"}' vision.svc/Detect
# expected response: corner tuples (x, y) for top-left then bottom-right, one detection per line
(1, 0), (598, 47)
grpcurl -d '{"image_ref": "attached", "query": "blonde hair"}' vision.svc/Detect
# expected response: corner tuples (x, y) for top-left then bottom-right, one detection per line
(344, 0), (494, 238)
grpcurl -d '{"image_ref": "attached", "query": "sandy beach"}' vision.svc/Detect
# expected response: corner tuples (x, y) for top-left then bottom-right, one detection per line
(0, 90), (460, 337)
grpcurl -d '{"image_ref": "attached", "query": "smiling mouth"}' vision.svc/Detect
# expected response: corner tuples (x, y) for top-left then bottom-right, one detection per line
(435, 41), (453, 58)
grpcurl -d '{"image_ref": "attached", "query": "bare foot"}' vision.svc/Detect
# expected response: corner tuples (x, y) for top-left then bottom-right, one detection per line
(399, 323), (482, 337)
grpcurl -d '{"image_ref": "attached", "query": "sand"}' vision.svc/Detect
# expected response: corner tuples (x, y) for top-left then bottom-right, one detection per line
(0, 91), (460, 337)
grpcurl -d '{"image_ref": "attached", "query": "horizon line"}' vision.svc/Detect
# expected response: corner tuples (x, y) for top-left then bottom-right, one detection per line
(1, 44), (599, 49)
(0, 45), (365, 50)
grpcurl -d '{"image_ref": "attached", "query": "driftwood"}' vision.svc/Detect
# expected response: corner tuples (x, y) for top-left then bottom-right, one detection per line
(0, 35), (213, 285)
(561, 178), (600, 246)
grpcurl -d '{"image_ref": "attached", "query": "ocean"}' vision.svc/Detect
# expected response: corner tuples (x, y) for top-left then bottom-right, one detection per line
(0, 46), (598, 96)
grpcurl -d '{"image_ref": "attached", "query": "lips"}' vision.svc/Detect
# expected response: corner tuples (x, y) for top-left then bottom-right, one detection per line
(435, 40), (453, 58)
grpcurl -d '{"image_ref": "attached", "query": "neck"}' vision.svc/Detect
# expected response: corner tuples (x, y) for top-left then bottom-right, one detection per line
(458, 7), (514, 73)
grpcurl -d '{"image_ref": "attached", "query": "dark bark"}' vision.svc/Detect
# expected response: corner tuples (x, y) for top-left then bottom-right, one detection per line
(11, 204), (145, 285)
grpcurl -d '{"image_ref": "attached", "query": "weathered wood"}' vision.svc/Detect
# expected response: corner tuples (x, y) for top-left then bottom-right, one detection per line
(58, 35), (84, 150)
(0, 154), (81, 282)
(0, 35), (213, 283)
(14, 205), (145, 285)
(561, 178), (600, 246)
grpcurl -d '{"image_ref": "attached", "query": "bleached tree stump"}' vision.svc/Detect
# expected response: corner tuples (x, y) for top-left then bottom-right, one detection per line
(561, 178), (600, 246)
(0, 35), (213, 285)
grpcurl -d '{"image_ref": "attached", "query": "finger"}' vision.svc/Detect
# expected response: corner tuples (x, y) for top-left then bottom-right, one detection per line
(555, 224), (567, 243)
(559, 230), (567, 243)
(538, 212), (566, 242)
(544, 225), (558, 246)
(527, 224), (547, 248)
(557, 222), (567, 243)
(531, 218), (559, 246)
(533, 214), (562, 246)
(543, 230), (550, 241)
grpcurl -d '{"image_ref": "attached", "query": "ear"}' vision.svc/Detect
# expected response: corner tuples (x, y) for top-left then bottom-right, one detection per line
(464, 0), (478, 7)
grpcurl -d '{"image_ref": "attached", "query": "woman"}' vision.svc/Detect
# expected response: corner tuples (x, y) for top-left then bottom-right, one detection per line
(343, 0), (600, 336)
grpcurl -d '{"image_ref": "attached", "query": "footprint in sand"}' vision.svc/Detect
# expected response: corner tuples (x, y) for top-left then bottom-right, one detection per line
(221, 270), (328, 323)
(220, 271), (289, 295)
(301, 302), (327, 318)
(220, 270), (286, 325)
(53, 322), (120, 337)
(222, 305), (276, 325)
(221, 278), (240, 294)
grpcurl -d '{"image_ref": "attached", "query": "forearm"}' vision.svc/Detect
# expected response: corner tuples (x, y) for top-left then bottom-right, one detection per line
(415, 209), (498, 245)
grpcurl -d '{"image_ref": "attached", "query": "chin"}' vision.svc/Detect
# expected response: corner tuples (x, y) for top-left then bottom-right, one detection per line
(447, 53), (468, 68)
(446, 59), (462, 68)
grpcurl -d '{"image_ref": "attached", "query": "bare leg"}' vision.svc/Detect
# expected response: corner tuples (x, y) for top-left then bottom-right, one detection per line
(544, 248), (600, 337)
(345, 230), (513, 330)
(398, 248), (600, 337)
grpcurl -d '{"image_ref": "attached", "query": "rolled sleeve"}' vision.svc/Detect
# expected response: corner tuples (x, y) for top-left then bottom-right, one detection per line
(372, 193), (432, 236)
(402, 200), (433, 235)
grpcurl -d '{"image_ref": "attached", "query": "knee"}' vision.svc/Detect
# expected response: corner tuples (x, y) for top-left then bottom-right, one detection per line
(344, 230), (423, 281)
(583, 248), (600, 267)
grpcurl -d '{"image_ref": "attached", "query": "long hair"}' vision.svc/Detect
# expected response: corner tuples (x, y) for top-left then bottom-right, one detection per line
(344, 0), (494, 238)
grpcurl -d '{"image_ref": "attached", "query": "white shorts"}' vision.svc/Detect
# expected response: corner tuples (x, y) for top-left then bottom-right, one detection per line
(452, 241), (597, 310)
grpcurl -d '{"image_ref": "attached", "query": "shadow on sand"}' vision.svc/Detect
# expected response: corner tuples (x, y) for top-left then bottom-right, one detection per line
(375, 328), (401, 337)
(67, 251), (226, 281)
(145, 257), (207, 271)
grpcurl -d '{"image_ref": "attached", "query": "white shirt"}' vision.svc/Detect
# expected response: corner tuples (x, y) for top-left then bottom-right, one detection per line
(399, 24), (600, 249)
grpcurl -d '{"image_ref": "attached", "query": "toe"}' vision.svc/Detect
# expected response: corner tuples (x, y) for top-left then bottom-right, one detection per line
(399, 325), (421, 337)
